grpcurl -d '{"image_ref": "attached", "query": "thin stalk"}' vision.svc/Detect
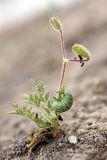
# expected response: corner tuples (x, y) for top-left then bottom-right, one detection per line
(58, 27), (90, 90)
(69, 57), (89, 62)
(58, 57), (89, 90)
(34, 104), (59, 128)
(37, 107), (54, 125)
(59, 60), (67, 90)
(59, 28), (67, 90)
(59, 29), (66, 58)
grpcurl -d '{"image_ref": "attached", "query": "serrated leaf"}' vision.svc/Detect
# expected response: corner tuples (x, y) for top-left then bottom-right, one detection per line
(10, 80), (59, 130)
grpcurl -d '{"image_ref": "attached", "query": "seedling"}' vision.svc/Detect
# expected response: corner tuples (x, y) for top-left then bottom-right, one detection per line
(10, 16), (90, 150)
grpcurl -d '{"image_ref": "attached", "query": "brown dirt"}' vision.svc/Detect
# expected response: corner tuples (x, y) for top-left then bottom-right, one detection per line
(0, 61), (107, 160)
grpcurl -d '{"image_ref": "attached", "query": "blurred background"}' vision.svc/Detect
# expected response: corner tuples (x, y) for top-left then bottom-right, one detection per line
(0, 0), (107, 131)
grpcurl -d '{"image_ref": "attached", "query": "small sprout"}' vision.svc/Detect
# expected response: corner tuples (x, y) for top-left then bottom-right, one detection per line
(72, 44), (90, 59)
(10, 80), (59, 130)
(10, 16), (90, 151)
(50, 16), (62, 31)
(68, 135), (77, 145)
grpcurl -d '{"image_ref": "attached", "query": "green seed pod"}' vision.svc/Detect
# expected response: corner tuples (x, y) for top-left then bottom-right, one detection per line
(50, 16), (62, 31)
(72, 44), (90, 58)
(52, 93), (73, 113)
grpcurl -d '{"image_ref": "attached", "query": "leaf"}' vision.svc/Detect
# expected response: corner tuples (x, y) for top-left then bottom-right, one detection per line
(45, 92), (49, 101)
(47, 101), (52, 109)
(32, 79), (45, 94)
(10, 80), (59, 130)
(34, 115), (51, 129)
(44, 108), (50, 114)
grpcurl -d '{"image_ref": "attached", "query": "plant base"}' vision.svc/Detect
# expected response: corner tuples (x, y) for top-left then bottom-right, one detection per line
(26, 127), (61, 152)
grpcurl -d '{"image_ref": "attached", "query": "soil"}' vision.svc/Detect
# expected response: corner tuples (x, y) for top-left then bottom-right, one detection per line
(0, 0), (107, 159)
(1, 60), (107, 160)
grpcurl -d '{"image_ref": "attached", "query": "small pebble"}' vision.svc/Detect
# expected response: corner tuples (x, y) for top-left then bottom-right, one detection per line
(68, 135), (77, 145)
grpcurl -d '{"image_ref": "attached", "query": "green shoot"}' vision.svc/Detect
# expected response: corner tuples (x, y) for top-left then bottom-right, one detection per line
(10, 16), (90, 150)
(10, 80), (59, 130)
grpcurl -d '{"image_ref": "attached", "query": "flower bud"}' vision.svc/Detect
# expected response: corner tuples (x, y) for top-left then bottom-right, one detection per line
(50, 16), (62, 31)
(72, 44), (90, 58)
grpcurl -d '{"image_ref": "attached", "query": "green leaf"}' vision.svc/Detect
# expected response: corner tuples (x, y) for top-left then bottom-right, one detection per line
(45, 92), (49, 101)
(44, 108), (50, 114)
(32, 79), (44, 93)
(10, 80), (59, 130)
(47, 101), (52, 109)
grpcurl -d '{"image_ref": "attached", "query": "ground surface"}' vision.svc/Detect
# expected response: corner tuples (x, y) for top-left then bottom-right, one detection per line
(0, 0), (107, 159)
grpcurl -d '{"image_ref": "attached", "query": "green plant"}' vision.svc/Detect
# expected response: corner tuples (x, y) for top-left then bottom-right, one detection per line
(10, 16), (90, 150)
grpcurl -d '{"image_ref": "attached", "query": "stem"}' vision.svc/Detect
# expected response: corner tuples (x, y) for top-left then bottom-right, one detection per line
(59, 60), (67, 90)
(27, 127), (60, 149)
(69, 57), (89, 62)
(58, 28), (68, 90)
(37, 107), (54, 125)
(58, 28), (90, 90)
(27, 128), (46, 149)
(58, 57), (89, 90)
(59, 29), (66, 58)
